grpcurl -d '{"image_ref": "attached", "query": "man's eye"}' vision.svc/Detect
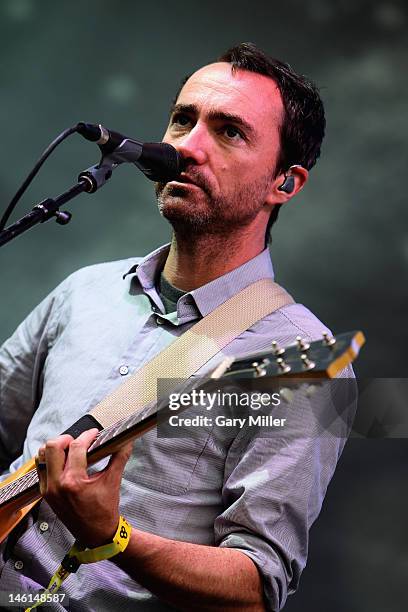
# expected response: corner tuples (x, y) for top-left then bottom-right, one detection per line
(224, 126), (243, 140)
(171, 113), (190, 127)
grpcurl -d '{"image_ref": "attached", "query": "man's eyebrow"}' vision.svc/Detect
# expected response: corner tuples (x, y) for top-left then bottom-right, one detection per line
(169, 103), (197, 116)
(169, 103), (257, 138)
(207, 110), (257, 138)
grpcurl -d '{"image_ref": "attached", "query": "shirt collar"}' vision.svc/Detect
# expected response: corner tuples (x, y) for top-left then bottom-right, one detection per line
(190, 248), (275, 316)
(123, 243), (275, 324)
(123, 243), (170, 288)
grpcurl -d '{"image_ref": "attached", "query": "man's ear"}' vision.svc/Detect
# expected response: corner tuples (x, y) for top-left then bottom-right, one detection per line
(265, 165), (309, 206)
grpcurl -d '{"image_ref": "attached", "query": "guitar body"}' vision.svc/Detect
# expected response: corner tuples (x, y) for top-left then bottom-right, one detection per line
(0, 458), (41, 543)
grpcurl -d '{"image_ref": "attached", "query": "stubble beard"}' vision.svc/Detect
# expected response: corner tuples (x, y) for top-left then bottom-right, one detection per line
(155, 171), (273, 239)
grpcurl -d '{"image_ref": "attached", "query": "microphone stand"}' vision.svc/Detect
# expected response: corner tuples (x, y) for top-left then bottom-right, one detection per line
(0, 159), (115, 249)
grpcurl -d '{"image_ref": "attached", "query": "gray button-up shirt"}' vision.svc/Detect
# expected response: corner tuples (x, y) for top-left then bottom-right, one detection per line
(0, 244), (351, 611)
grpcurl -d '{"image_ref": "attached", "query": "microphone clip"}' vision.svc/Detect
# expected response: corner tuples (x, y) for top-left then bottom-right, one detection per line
(78, 159), (116, 194)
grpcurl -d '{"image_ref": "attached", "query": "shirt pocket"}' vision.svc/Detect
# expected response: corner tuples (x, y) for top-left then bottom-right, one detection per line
(127, 426), (213, 496)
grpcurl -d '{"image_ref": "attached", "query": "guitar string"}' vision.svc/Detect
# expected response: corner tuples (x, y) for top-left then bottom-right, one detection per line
(0, 469), (39, 503)
(0, 420), (128, 505)
(0, 337), (343, 506)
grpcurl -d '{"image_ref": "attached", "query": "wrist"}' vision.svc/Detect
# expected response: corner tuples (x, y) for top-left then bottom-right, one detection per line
(75, 516), (133, 565)
(115, 527), (137, 558)
(78, 515), (121, 549)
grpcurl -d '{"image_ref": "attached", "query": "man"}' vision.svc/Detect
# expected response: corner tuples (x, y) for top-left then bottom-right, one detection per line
(0, 43), (346, 611)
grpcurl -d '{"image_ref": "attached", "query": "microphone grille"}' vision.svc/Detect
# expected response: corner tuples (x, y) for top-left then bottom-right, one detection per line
(139, 143), (182, 182)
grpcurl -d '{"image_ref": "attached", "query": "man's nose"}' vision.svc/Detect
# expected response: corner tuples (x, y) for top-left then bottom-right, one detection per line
(174, 124), (209, 166)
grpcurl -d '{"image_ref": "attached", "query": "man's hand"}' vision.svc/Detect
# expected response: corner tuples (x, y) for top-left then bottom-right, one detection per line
(36, 429), (133, 547)
(36, 430), (265, 610)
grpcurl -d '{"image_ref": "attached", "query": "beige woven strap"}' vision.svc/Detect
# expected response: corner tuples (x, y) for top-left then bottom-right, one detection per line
(91, 278), (294, 427)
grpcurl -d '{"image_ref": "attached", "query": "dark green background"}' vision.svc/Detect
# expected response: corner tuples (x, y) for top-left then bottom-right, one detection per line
(0, 1), (406, 610)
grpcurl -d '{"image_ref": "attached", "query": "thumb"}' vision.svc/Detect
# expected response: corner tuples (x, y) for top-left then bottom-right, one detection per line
(106, 441), (133, 482)
(35, 448), (47, 496)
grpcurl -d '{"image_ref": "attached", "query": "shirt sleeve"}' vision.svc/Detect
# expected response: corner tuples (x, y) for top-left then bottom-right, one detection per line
(214, 375), (357, 611)
(0, 283), (65, 472)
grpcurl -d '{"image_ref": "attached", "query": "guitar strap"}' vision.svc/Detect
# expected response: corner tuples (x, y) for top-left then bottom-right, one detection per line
(85, 278), (295, 429)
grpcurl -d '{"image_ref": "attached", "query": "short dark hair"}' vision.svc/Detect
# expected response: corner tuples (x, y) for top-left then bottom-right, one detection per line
(218, 43), (326, 242)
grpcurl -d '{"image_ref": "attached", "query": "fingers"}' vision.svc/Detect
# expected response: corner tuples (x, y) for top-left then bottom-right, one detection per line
(43, 433), (74, 483)
(33, 429), (127, 546)
(36, 429), (129, 506)
(64, 428), (99, 474)
(36, 429), (99, 491)
(35, 433), (73, 495)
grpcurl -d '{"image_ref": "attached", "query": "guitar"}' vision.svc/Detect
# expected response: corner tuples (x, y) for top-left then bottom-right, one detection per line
(0, 330), (365, 543)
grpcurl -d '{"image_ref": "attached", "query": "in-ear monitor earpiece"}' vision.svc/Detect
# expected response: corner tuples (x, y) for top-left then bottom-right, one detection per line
(278, 175), (295, 194)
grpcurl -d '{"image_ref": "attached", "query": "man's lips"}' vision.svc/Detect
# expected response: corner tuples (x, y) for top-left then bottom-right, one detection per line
(164, 172), (212, 196)
(169, 173), (199, 187)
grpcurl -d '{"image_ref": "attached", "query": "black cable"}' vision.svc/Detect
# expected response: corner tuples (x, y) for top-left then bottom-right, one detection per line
(0, 124), (80, 231)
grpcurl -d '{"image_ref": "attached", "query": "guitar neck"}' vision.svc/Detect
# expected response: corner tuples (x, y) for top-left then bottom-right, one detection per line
(0, 330), (365, 513)
(0, 408), (159, 512)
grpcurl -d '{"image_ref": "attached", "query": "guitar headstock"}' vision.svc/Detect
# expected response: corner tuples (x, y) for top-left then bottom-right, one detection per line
(216, 330), (365, 380)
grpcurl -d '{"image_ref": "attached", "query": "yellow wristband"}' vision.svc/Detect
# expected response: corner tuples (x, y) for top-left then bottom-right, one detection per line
(24, 516), (132, 612)
(75, 515), (132, 564)
(112, 515), (132, 553)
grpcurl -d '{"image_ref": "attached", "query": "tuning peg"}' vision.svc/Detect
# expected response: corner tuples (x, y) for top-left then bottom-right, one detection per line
(252, 362), (267, 377)
(276, 357), (291, 374)
(296, 336), (310, 352)
(271, 340), (285, 356)
(301, 353), (315, 370)
(251, 358), (271, 377)
(322, 331), (336, 347)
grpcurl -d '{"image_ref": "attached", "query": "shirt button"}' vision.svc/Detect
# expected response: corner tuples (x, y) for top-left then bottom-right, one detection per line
(39, 521), (49, 532)
(14, 560), (24, 570)
(119, 365), (129, 376)
(156, 317), (164, 325)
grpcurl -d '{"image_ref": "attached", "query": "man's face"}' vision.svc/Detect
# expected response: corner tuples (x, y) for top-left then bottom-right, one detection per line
(156, 62), (284, 235)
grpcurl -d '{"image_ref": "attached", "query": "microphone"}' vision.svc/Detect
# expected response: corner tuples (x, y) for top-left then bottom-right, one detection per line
(76, 122), (182, 182)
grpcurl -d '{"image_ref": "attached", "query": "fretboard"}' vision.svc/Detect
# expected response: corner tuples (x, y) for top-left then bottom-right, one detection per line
(0, 468), (39, 506)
